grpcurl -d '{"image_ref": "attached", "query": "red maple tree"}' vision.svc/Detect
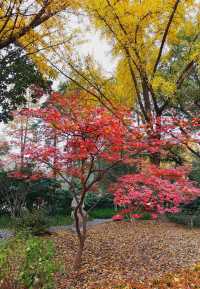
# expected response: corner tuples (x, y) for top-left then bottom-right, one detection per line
(111, 164), (200, 220)
(13, 92), (200, 269)
(21, 92), (132, 269)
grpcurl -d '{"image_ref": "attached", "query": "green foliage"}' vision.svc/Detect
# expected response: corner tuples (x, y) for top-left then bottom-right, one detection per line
(168, 160), (200, 228)
(0, 214), (73, 230)
(0, 170), (30, 217)
(0, 45), (51, 122)
(0, 237), (25, 289)
(0, 171), (73, 217)
(140, 212), (152, 221)
(15, 209), (50, 235)
(89, 208), (116, 219)
(85, 192), (114, 210)
(45, 188), (72, 216)
(0, 215), (15, 229)
(100, 161), (137, 192)
(47, 215), (73, 227)
(26, 179), (72, 215)
(189, 160), (200, 184)
(25, 178), (60, 212)
(0, 235), (57, 289)
(19, 238), (56, 289)
(167, 211), (200, 229)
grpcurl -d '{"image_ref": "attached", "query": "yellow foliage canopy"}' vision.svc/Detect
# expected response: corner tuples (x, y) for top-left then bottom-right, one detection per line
(81, 0), (200, 117)
(0, 0), (79, 76)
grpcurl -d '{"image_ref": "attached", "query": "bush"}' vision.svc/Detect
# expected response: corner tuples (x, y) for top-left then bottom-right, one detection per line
(167, 197), (200, 229)
(47, 214), (73, 226)
(0, 172), (73, 218)
(140, 212), (152, 220)
(0, 235), (57, 289)
(19, 238), (56, 289)
(0, 171), (30, 217)
(0, 215), (15, 229)
(15, 209), (50, 235)
(167, 212), (200, 228)
(49, 188), (72, 215)
(189, 160), (200, 184)
(26, 179), (73, 216)
(89, 208), (116, 219)
(85, 192), (114, 210)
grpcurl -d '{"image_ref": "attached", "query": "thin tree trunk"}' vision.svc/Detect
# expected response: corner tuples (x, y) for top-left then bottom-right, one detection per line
(74, 234), (85, 270)
(73, 192), (87, 270)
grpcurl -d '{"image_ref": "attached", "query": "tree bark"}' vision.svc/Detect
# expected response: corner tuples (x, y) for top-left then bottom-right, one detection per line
(73, 234), (86, 270)
(73, 192), (87, 270)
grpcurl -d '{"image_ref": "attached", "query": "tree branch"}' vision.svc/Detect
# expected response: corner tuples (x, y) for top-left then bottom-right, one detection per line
(153, 0), (180, 75)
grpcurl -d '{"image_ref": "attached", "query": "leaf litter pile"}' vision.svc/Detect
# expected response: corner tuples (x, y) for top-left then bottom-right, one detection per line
(52, 221), (200, 288)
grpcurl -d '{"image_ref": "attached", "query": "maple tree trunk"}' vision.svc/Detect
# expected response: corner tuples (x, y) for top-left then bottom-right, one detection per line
(73, 191), (87, 271)
(74, 235), (85, 270)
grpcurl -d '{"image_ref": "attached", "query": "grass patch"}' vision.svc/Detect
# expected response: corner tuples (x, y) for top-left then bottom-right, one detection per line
(89, 207), (116, 219)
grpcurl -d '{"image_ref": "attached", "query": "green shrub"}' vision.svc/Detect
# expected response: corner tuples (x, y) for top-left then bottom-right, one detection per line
(85, 192), (114, 210)
(0, 237), (25, 288)
(19, 238), (56, 289)
(0, 213), (73, 231)
(15, 209), (50, 235)
(0, 170), (30, 217)
(141, 212), (152, 220)
(0, 171), (73, 218)
(47, 214), (73, 226)
(0, 235), (57, 289)
(189, 160), (200, 184)
(0, 215), (15, 229)
(167, 212), (200, 228)
(26, 179), (73, 216)
(89, 208), (116, 219)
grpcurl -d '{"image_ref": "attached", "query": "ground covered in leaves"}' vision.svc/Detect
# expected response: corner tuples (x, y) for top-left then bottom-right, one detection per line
(52, 221), (200, 288)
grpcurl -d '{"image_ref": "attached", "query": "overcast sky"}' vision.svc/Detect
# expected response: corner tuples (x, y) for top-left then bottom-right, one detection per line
(80, 30), (116, 73)
(52, 13), (117, 89)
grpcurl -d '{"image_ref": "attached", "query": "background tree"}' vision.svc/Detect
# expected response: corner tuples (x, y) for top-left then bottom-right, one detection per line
(50, 0), (198, 130)
(0, 45), (51, 122)
(0, 0), (78, 76)
(82, 0), (200, 121)
(0, 108), (43, 216)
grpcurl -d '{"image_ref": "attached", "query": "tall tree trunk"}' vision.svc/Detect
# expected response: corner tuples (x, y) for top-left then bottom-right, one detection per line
(142, 80), (152, 122)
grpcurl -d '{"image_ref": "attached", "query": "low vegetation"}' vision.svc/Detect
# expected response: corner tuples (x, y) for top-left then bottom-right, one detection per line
(0, 234), (58, 289)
